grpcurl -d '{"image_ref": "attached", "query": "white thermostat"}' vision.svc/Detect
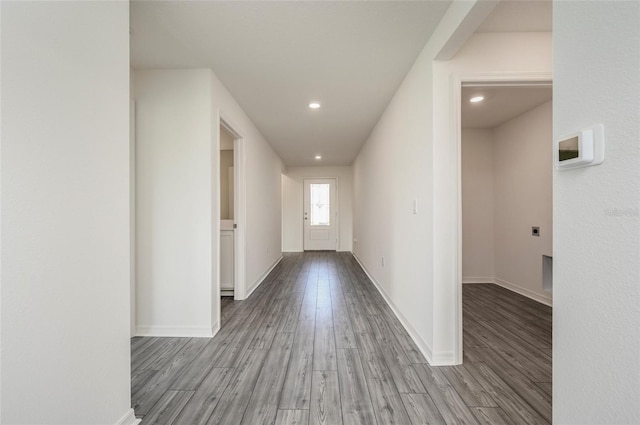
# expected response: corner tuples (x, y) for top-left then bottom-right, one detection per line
(555, 124), (604, 170)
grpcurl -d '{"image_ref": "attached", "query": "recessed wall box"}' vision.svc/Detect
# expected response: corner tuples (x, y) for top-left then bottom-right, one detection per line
(555, 124), (604, 170)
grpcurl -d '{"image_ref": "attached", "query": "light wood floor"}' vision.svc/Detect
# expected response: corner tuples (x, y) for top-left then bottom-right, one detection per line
(131, 252), (552, 425)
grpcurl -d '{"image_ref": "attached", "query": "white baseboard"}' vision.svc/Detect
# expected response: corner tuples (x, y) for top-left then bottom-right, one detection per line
(493, 278), (553, 307)
(431, 350), (457, 365)
(115, 409), (140, 425)
(463, 277), (553, 307)
(244, 255), (283, 299)
(282, 249), (303, 253)
(462, 277), (495, 284)
(135, 323), (217, 338)
(352, 253), (436, 365)
(211, 320), (220, 337)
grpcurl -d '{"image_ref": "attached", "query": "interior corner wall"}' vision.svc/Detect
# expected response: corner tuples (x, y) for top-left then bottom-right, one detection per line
(135, 69), (215, 337)
(461, 129), (495, 282)
(210, 73), (284, 297)
(554, 1), (640, 423)
(1, 2), (133, 424)
(462, 102), (553, 306)
(282, 166), (353, 252)
(493, 101), (552, 305)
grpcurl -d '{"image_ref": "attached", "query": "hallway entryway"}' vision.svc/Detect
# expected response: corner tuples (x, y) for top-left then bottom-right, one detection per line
(131, 252), (552, 425)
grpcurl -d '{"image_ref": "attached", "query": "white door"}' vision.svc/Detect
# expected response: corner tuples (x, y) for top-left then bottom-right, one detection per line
(303, 178), (337, 251)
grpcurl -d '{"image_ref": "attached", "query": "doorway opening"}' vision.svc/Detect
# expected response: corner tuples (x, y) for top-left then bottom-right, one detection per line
(303, 178), (338, 251)
(219, 124), (235, 318)
(457, 78), (553, 393)
(218, 116), (246, 331)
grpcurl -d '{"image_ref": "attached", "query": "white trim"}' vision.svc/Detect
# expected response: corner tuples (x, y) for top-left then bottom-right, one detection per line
(493, 278), (553, 307)
(130, 99), (137, 338)
(219, 112), (246, 302)
(462, 277), (494, 284)
(244, 255), (283, 299)
(135, 323), (217, 338)
(232, 136), (246, 301)
(352, 253), (437, 365)
(211, 320), (220, 337)
(282, 250), (304, 253)
(431, 350), (456, 365)
(115, 409), (141, 425)
(453, 71), (553, 365)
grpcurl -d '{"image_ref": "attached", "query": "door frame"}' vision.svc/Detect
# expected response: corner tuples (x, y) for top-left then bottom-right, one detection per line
(218, 113), (247, 309)
(452, 72), (553, 364)
(302, 177), (339, 251)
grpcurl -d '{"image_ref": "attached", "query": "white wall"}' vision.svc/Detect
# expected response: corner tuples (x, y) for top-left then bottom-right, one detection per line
(135, 70), (215, 337)
(554, 2), (640, 423)
(1, 2), (135, 424)
(432, 31), (551, 362)
(282, 166), (353, 252)
(352, 2), (498, 365)
(461, 129), (494, 281)
(462, 102), (553, 306)
(493, 101), (552, 304)
(134, 68), (284, 331)
(354, 25), (552, 364)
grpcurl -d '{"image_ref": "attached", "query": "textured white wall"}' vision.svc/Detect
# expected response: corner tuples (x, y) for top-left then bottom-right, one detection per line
(135, 70), (215, 337)
(493, 101), (552, 304)
(1, 2), (134, 424)
(554, 2), (640, 423)
(462, 129), (495, 281)
(282, 166), (353, 252)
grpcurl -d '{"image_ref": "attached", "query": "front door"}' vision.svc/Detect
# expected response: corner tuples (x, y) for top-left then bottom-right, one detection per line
(303, 178), (337, 251)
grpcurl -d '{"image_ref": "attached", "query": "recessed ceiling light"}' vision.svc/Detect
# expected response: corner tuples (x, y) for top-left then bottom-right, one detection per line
(470, 96), (484, 103)
(309, 102), (321, 109)
(315, 155), (322, 160)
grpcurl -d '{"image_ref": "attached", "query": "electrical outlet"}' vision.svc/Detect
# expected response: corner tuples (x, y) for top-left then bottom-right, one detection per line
(381, 257), (385, 267)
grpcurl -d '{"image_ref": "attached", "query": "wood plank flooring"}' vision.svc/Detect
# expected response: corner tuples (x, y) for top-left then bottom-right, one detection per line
(131, 252), (552, 424)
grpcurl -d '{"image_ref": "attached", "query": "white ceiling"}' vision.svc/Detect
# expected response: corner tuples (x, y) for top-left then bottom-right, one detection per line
(130, 1), (552, 166)
(461, 85), (552, 129)
(130, 1), (451, 166)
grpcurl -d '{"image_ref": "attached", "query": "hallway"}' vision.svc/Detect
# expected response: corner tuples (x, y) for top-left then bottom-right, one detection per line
(131, 252), (552, 425)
